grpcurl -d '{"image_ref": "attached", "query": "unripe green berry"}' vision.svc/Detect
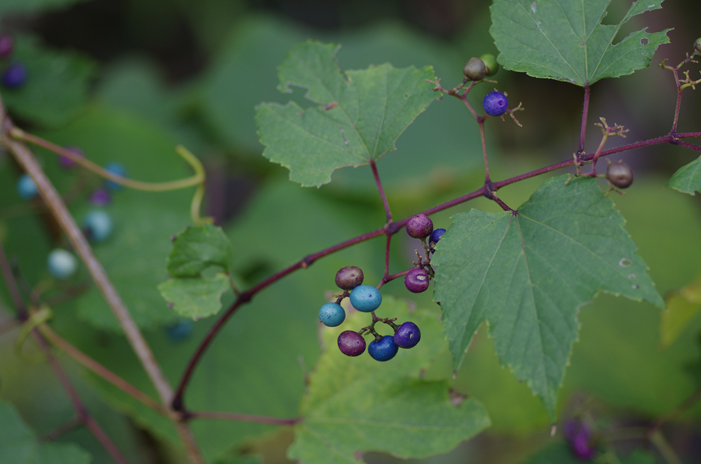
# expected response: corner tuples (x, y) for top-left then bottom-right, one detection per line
(463, 57), (486, 81)
(694, 38), (701, 56)
(479, 54), (499, 76)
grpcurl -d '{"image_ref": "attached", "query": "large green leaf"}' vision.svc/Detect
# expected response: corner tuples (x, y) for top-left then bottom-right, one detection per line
(1, 35), (95, 127)
(0, 400), (91, 464)
(432, 175), (663, 417)
(288, 298), (490, 463)
(256, 41), (438, 187)
(667, 156), (701, 195)
(489, 0), (671, 86)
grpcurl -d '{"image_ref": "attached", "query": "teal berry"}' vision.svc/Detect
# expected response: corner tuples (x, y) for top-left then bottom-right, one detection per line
(368, 335), (398, 361)
(166, 319), (193, 341)
(82, 209), (113, 242)
(319, 302), (345, 327)
(47, 249), (78, 280)
(104, 162), (127, 190)
(349, 285), (382, 312)
(17, 174), (38, 199)
(483, 91), (508, 117)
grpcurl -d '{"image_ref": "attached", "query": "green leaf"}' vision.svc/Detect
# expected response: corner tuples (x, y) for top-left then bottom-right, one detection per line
(256, 41), (438, 187)
(288, 298), (490, 462)
(0, 400), (91, 464)
(158, 274), (231, 319)
(166, 223), (235, 277)
(489, 0), (671, 86)
(667, 156), (701, 195)
(0, 0), (89, 15)
(432, 175), (663, 417)
(660, 278), (701, 348)
(2, 35), (95, 127)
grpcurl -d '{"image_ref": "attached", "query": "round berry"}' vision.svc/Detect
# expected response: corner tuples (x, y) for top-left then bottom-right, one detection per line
(17, 174), (38, 199)
(335, 266), (364, 290)
(404, 268), (430, 293)
(429, 228), (446, 245)
(606, 162), (633, 189)
(59, 146), (84, 169)
(394, 322), (421, 348)
(480, 53), (499, 76)
(463, 57), (486, 81)
(483, 91), (508, 117)
(694, 37), (701, 56)
(89, 188), (111, 206)
(104, 162), (127, 190)
(565, 419), (596, 460)
(349, 285), (382, 312)
(0, 34), (13, 58)
(47, 249), (78, 280)
(166, 319), (193, 341)
(338, 331), (366, 356)
(1, 62), (27, 89)
(82, 209), (113, 242)
(406, 214), (433, 239)
(318, 302), (345, 327)
(368, 335), (398, 362)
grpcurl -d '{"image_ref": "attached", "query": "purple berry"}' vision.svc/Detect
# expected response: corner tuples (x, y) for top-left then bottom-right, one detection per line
(368, 335), (398, 361)
(564, 419), (596, 460)
(404, 268), (430, 293)
(406, 214), (433, 239)
(1, 62), (27, 89)
(58, 146), (84, 169)
(89, 188), (111, 206)
(429, 228), (446, 245)
(483, 91), (508, 117)
(0, 34), (13, 58)
(335, 266), (364, 290)
(394, 322), (421, 349)
(338, 331), (366, 356)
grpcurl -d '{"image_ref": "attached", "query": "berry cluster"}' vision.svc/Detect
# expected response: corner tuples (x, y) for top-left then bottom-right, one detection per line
(0, 33), (26, 89)
(317, 214), (448, 362)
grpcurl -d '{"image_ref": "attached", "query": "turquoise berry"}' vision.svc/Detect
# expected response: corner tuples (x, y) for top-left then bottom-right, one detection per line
(17, 174), (38, 199)
(104, 162), (127, 190)
(483, 91), (508, 117)
(319, 302), (345, 327)
(349, 285), (382, 312)
(47, 249), (78, 280)
(82, 209), (113, 242)
(166, 319), (193, 341)
(368, 335), (398, 361)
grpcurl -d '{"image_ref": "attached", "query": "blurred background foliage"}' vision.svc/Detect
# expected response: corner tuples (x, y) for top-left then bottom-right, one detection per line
(0, 0), (700, 463)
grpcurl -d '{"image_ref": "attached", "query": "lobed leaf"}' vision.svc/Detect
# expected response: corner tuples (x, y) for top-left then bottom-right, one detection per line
(432, 175), (663, 417)
(166, 223), (235, 277)
(158, 274), (232, 319)
(256, 41), (438, 187)
(489, 0), (671, 86)
(667, 156), (701, 195)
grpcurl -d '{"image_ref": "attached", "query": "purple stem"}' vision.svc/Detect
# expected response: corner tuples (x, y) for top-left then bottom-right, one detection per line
(579, 85), (591, 154)
(370, 158), (392, 223)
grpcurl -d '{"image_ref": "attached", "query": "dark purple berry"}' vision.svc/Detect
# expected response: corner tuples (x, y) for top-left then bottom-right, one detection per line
(404, 268), (430, 293)
(1, 62), (27, 89)
(483, 91), (508, 117)
(89, 188), (111, 206)
(429, 228), (446, 245)
(394, 322), (421, 348)
(59, 146), (84, 169)
(406, 214), (433, 239)
(0, 34), (13, 58)
(463, 57), (486, 81)
(606, 162), (633, 189)
(564, 419), (596, 460)
(335, 266), (364, 290)
(338, 331), (366, 357)
(368, 335), (398, 361)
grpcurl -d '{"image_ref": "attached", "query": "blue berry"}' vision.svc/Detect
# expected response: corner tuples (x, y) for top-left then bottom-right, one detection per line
(47, 249), (78, 280)
(349, 285), (382, 312)
(319, 302), (345, 327)
(394, 322), (421, 348)
(17, 174), (38, 199)
(483, 91), (508, 117)
(1, 62), (27, 88)
(82, 209), (113, 242)
(166, 319), (193, 341)
(429, 228), (446, 245)
(368, 335), (398, 362)
(104, 162), (127, 190)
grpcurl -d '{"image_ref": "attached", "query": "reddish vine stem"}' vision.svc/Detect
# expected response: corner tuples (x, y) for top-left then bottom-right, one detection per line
(478, 120), (491, 182)
(185, 411), (298, 425)
(39, 416), (83, 442)
(384, 234), (392, 277)
(579, 85), (591, 154)
(378, 269), (412, 289)
(369, 158), (392, 222)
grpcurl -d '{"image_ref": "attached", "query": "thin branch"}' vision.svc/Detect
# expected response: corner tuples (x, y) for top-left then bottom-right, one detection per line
(579, 85), (591, 153)
(652, 388), (701, 431)
(369, 159), (392, 222)
(479, 120), (490, 182)
(186, 411), (298, 425)
(39, 416), (83, 442)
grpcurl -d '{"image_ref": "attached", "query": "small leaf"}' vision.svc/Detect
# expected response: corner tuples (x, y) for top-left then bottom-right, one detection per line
(256, 41), (438, 187)
(432, 175), (663, 417)
(288, 298), (490, 462)
(158, 274), (232, 319)
(489, 0), (671, 86)
(167, 223), (235, 277)
(660, 277), (701, 348)
(0, 400), (91, 464)
(667, 156), (701, 195)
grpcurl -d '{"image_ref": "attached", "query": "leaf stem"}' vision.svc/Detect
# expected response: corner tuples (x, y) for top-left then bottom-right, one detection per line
(479, 120), (490, 182)
(369, 158), (392, 223)
(579, 85), (591, 155)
